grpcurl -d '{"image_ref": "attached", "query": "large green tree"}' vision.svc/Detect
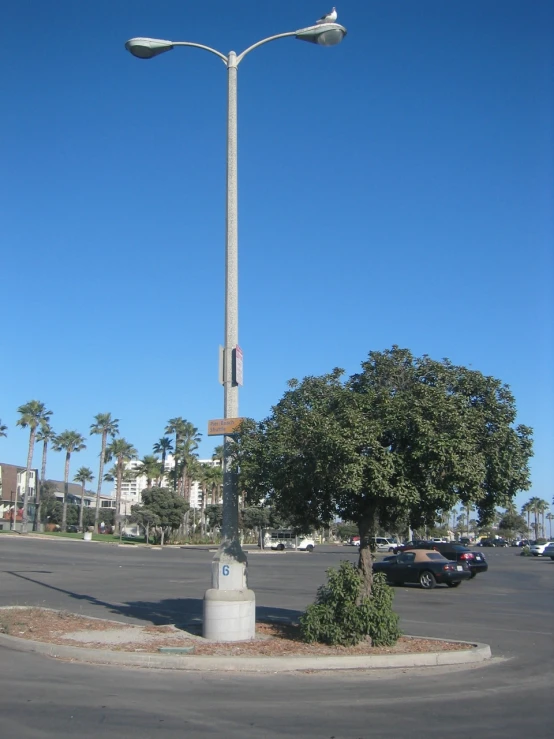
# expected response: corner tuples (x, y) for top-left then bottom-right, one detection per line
(237, 347), (533, 594)
(74, 466), (94, 531)
(90, 413), (119, 533)
(104, 437), (138, 531)
(16, 400), (53, 532)
(52, 430), (86, 532)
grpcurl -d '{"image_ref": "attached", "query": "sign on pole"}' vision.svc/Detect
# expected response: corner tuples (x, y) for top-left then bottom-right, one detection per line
(208, 418), (244, 436)
(233, 345), (243, 386)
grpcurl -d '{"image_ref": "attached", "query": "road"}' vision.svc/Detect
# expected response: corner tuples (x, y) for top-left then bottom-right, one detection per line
(0, 537), (552, 738)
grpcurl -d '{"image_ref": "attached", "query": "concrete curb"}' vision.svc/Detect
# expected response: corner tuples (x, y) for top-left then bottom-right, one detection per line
(0, 631), (491, 672)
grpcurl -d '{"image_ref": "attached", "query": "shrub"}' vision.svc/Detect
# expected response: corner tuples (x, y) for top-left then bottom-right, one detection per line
(520, 545), (532, 556)
(299, 560), (401, 647)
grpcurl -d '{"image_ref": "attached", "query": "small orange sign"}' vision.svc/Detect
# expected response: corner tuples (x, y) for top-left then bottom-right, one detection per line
(208, 418), (244, 436)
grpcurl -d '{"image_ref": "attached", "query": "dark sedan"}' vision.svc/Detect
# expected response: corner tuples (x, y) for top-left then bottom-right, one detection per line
(373, 550), (472, 589)
(414, 542), (488, 579)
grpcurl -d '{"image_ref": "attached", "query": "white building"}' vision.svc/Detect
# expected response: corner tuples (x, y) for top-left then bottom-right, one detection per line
(114, 456), (221, 514)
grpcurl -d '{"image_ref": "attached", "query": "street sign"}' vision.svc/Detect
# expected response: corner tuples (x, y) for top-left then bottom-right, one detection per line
(233, 345), (243, 386)
(208, 418), (244, 436)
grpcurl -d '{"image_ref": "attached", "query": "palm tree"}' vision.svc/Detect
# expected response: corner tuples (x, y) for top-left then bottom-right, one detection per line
(16, 400), (53, 532)
(90, 413), (119, 533)
(177, 421), (202, 502)
(74, 467), (94, 531)
(152, 437), (173, 483)
(165, 418), (187, 492)
(34, 422), (56, 530)
(0, 419), (7, 437)
(52, 430), (86, 532)
(528, 497), (549, 539)
(135, 455), (162, 488)
(105, 438), (138, 531)
(538, 499), (549, 538)
(546, 513), (554, 539)
(200, 463), (223, 533)
(521, 502), (531, 537)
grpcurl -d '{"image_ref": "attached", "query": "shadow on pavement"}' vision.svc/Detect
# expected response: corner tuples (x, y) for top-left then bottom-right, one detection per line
(5, 571), (302, 628)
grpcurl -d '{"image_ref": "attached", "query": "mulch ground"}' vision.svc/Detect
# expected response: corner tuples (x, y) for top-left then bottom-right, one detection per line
(0, 607), (472, 657)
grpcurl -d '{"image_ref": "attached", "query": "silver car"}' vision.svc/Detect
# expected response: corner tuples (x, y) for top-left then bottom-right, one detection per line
(542, 543), (554, 560)
(529, 541), (554, 557)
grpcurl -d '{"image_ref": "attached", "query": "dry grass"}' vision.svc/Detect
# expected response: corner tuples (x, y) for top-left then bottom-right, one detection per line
(0, 607), (472, 656)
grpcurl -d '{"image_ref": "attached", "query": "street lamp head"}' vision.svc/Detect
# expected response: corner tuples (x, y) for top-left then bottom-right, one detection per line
(295, 23), (347, 47)
(125, 37), (174, 59)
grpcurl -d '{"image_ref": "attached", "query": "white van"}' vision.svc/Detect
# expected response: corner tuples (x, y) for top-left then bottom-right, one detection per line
(265, 530), (315, 552)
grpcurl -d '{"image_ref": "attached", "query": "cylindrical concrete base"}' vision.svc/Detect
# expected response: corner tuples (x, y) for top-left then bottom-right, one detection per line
(203, 588), (256, 642)
(83, 532), (92, 541)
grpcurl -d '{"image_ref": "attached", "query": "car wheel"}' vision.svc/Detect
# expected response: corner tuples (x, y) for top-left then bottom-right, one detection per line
(469, 571), (477, 579)
(388, 547), (395, 552)
(419, 571), (436, 589)
(306, 544), (314, 552)
(277, 543), (285, 551)
(447, 581), (461, 588)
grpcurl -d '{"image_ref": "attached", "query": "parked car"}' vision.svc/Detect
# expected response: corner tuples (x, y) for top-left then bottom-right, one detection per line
(399, 541), (488, 578)
(478, 539), (495, 547)
(459, 537), (471, 546)
(373, 549), (471, 589)
(529, 541), (554, 557)
(542, 543), (554, 560)
(372, 537), (396, 552)
(425, 542), (488, 578)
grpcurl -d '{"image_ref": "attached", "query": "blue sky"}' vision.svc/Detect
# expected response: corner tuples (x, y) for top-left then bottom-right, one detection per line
(1, 1), (552, 511)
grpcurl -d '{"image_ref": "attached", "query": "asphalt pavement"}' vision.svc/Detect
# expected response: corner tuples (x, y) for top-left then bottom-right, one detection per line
(0, 537), (552, 738)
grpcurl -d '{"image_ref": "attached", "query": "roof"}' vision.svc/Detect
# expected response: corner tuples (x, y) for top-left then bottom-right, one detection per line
(409, 550), (449, 563)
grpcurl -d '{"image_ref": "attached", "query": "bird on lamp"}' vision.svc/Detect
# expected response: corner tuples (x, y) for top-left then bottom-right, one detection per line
(316, 7), (338, 24)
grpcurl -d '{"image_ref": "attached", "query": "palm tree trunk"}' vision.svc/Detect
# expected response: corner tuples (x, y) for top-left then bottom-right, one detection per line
(21, 429), (36, 532)
(62, 453), (70, 532)
(79, 483), (85, 530)
(94, 431), (107, 533)
(34, 439), (49, 531)
(115, 457), (123, 533)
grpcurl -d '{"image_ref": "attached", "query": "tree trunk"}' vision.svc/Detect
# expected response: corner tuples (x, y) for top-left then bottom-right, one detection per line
(62, 453), (70, 532)
(34, 439), (49, 531)
(79, 483), (85, 530)
(94, 431), (107, 534)
(115, 458), (123, 533)
(21, 429), (36, 532)
(357, 509), (377, 599)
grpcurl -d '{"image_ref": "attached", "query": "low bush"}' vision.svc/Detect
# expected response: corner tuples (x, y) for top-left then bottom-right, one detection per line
(520, 545), (532, 556)
(299, 560), (401, 647)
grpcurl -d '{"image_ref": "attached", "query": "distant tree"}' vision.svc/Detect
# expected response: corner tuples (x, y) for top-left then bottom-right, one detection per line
(16, 400), (53, 532)
(130, 506), (160, 544)
(74, 466), (94, 530)
(90, 413), (119, 533)
(237, 347), (533, 596)
(139, 487), (189, 545)
(0, 419), (7, 437)
(39, 481), (59, 524)
(52, 430), (86, 532)
(546, 512), (554, 539)
(204, 504), (223, 531)
(135, 455), (162, 488)
(165, 418), (187, 492)
(498, 511), (527, 538)
(34, 422), (56, 530)
(105, 438), (138, 531)
(152, 437), (173, 482)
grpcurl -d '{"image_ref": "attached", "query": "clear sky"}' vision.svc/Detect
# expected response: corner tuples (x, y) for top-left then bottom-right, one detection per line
(1, 1), (552, 511)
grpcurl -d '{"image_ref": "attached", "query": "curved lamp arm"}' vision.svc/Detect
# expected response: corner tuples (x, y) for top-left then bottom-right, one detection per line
(172, 41), (228, 64)
(236, 31), (296, 65)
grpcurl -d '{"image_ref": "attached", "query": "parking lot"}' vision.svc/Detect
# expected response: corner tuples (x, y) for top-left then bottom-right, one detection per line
(0, 537), (552, 738)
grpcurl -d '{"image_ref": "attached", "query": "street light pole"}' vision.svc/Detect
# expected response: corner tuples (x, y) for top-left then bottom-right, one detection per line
(222, 50), (239, 549)
(125, 18), (347, 641)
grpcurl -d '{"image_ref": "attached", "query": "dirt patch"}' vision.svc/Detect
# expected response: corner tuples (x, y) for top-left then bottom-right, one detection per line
(0, 607), (472, 656)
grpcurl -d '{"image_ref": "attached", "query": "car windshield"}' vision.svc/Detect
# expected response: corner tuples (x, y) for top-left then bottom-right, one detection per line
(426, 553), (447, 560)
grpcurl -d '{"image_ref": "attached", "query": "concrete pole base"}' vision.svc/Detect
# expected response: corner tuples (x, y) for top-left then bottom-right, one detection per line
(203, 588), (256, 642)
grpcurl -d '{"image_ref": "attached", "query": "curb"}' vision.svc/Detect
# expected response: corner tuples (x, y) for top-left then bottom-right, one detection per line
(0, 631), (491, 672)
